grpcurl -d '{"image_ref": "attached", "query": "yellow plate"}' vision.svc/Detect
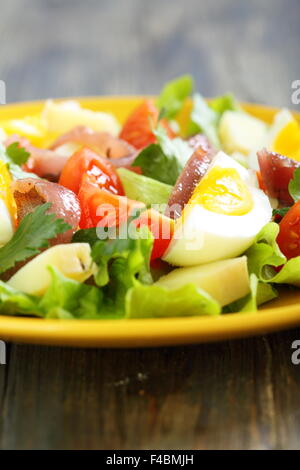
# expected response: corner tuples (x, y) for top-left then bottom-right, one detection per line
(0, 97), (300, 348)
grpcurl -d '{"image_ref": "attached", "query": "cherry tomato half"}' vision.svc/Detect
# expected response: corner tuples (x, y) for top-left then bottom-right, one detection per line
(277, 200), (300, 259)
(78, 177), (144, 229)
(59, 147), (124, 195)
(119, 99), (175, 149)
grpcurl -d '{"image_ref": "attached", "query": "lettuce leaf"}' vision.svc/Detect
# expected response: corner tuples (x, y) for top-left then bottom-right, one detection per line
(39, 268), (105, 319)
(0, 267), (108, 319)
(91, 224), (153, 287)
(90, 225), (153, 313)
(0, 281), (44, 317)
(188, 93), (238, 147)
(269, 257), (300, 286)
(0, 268), (221, 320)
(0, 225), (223, 319)
(245, 222), (286, 280)
(125, 283), (220, 318)
(157, 75), (194, 119)
(117, 167), (173, 207)
(246, 222), (300, 286)
(209, 93), (239, 114)
(223, 274), (278, 313)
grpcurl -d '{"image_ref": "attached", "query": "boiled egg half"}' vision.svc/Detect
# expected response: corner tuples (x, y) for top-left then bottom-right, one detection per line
(163, 152), (272, 266)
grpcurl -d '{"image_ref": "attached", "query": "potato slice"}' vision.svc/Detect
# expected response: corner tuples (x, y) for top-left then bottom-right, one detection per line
(8, 243), (95, 296)
(42, 100), (120, 136)
(219, 111), (267, 155)
(156, 256), (250, 307)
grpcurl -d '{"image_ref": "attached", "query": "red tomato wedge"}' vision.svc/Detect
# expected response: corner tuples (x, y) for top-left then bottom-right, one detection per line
(119, 99), (175, 149)
(78, 177), (144, 229)
(277, 200), (300, 259)
(135, 208), (175, 260)
(59, 147), (124, 195)
(258, 148), (300, 205)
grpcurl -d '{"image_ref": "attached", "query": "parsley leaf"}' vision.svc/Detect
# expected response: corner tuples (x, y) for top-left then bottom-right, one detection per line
(288, 168), (300, 203)
(0, 143), (37, 180)
(133, 127), (193, 185)
(72, 227), (99, 245)
(133, 143), (181, 185)
(0, 203), (70, 274)
(6, 142), (30, 165)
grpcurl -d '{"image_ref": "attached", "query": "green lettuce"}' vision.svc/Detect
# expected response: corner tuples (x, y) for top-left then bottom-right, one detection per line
(0, 281), (44, 317)
(39, 268), (105, 319)
(125, 283), (220, 318)
(157, 75), (194, 119)
(117, 167), (173, 207)
(246, 222), (300, 286)
(91, 224), (153, 288)
(0, 225), (223, 319)
(0, 267), (107, 319)
(209, 93), (239, 114)
(245, 222), (286, 280)
(224, 274), (278, 313)
(269, 258), (300, 286)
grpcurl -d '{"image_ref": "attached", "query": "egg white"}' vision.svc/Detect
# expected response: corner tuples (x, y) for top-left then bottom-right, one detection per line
(0, 198), (14, 246)
(163, 152), (272, 267)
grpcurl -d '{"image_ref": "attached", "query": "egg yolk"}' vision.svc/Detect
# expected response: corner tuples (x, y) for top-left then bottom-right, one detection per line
(0, 161), (17, 225)
(273, 120), (300, 161)
(188, 166), (253, 216)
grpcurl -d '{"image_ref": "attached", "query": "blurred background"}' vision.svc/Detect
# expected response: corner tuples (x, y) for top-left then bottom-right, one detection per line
(0, 0), (299, 107)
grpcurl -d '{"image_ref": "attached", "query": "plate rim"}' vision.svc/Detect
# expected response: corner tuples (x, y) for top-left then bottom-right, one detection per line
(0, 304), (300, 347)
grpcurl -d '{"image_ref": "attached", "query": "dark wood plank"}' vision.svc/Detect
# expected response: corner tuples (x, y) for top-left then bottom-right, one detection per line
(0, 0), (300, 450)
(0, 329), (300, 450)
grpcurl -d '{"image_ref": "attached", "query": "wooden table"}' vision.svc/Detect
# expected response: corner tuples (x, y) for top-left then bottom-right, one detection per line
(0, 0), (300, 450)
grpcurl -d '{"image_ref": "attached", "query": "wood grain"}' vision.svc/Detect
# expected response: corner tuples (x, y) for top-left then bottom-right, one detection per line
(0, 0), (300, 450)
(0, 330), (300, 450)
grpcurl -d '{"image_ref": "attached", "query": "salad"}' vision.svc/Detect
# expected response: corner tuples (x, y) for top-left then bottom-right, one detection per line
(1, 75), (300, 320)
